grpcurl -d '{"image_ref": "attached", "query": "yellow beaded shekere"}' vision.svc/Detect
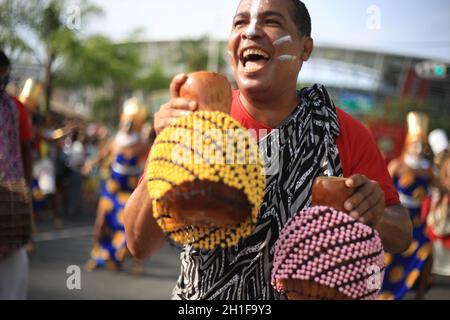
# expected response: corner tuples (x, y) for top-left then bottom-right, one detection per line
(147, 111), (265, 250)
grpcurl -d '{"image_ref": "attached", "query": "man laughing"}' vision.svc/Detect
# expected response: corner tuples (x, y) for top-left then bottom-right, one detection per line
(124, 0), (412, 300)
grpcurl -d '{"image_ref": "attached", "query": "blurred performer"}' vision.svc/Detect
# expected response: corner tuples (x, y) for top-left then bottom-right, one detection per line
(31, 115), (74, 229)
(428, 129), (449, 170)
(64, 128), (87, 218)
(82, 125), (102, 214)
(31, 140), (60, 227)
(33, 133), (63, 228)
(0, 50), (33, 299)
(423, 130), (450, 276)
(380, 112), (439, 300)
(21, 80), (72, 229)
(84, 98), (149, 274)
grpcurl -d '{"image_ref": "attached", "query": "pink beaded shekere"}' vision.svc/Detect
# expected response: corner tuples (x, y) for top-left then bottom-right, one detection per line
(272, 206), (385, 300)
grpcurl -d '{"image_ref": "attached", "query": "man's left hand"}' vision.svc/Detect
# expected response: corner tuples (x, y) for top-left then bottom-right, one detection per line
(344, 174), (385, 227)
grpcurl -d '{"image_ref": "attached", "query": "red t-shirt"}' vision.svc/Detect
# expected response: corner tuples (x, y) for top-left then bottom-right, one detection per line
(10, 96), (32, 144)
(231, 90), (400, 206)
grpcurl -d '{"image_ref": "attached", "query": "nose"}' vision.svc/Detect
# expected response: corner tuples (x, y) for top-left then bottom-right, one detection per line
(242, 21), (263, 40)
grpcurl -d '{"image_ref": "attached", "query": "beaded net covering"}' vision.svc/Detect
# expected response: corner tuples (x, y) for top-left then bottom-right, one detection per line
(147, 111), (265, 250)
(272, 205), (385, 300)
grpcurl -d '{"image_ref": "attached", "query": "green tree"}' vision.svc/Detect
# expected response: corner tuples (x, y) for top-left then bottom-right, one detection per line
(0, 0), (102, 112)
(134, 63), (171, 92)
(0, 0), (33, 57)
(57, 34), (143, 125)
(174, 38), (226, 72)
(175, 38), (209, 72)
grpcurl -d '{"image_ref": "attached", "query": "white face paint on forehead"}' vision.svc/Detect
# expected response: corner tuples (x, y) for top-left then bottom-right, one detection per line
(245, 0), (261, 37)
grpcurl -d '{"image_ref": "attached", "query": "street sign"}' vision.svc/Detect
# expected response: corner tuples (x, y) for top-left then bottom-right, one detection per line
(415, 61), (448, 80)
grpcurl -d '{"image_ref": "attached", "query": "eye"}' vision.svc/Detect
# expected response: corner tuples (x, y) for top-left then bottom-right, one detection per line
(233, 19), (247, 28)
(264, 19), (281, 26)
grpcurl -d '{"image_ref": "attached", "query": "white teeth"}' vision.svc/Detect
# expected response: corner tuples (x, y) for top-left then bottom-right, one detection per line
(243, 48), (270, 59)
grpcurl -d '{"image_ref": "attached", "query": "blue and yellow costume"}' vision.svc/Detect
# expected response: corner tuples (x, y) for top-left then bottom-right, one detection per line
(379, 174), (431, 300)
(88, 98), (147, 271)
(379, 112), (432, 300)
(90, 153), (140, 270)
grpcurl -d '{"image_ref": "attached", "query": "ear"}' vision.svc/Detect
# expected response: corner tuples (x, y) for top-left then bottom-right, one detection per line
(300, 37), (314, 62)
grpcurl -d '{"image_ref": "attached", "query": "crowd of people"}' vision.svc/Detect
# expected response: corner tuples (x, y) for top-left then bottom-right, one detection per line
(380, 114), (449, 300)
(28, 114), (108, 229)
(0, 48), (155, 299)
(27, 98), (156, 274)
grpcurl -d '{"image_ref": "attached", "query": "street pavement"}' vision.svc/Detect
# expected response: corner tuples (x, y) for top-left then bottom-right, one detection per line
(28, 213), (180, 300)
(28, 212), (450, 300)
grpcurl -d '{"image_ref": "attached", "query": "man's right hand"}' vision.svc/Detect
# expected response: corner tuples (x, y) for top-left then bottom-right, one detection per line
(154, 74), (198, 134)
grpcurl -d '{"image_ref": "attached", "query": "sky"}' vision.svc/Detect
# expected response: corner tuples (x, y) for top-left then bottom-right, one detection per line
(79, 0), (450, 62)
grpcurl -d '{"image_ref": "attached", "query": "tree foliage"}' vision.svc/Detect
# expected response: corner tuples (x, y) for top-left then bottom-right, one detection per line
(175, 37), (227, 73)
(0, 0), (102, 111)
(134, 64), (171, 92)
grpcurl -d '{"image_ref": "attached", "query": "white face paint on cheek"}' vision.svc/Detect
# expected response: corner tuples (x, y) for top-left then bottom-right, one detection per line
(272, 34), (297, 63)
(276, 55), (299, 62)
(245, 0), (261, 37)
(272, 35), (292, 46)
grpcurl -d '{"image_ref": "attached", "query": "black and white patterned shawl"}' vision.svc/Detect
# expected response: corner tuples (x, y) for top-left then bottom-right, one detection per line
(172, 84), (343, 300)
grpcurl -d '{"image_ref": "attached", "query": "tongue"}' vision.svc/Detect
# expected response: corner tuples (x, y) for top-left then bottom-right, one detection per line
(244, 59), (266, 72)
(246, 59), (266, 67)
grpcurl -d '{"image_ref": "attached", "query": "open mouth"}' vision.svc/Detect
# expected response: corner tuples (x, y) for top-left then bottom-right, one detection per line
(240, 48), (271, 73)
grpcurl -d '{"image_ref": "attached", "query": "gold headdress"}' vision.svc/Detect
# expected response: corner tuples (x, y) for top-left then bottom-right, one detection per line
(406, 112), (429, 145)
(19, 78), (43, 112)
(120, 97), (148, 133)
